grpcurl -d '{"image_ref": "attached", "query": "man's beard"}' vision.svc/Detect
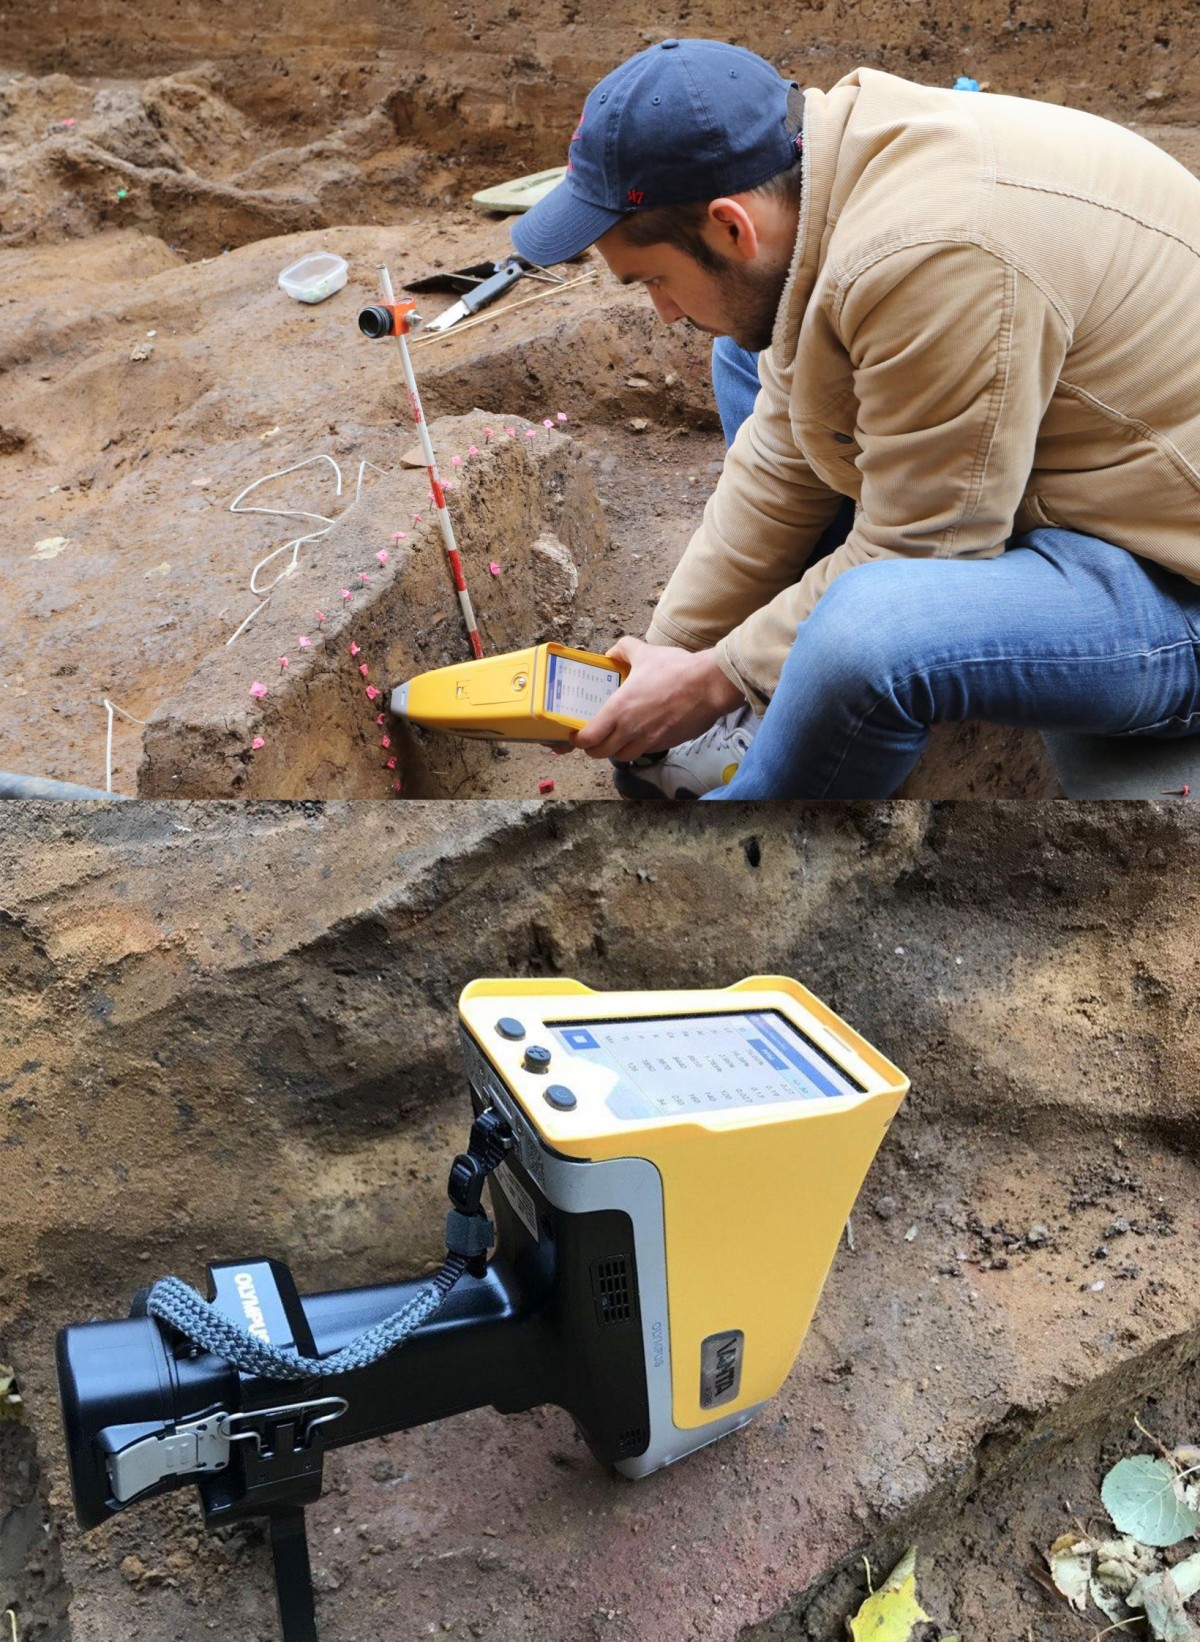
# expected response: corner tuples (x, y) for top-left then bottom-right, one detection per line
(710, 253), (790, 352)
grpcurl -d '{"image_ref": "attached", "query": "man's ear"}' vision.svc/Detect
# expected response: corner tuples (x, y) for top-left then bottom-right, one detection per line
(706, 198), (761, 261)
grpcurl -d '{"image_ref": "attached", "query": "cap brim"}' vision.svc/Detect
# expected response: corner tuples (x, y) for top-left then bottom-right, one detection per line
(510, 180), (624, 264)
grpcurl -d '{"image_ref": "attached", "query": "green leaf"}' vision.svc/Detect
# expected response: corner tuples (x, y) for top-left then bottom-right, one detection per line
(1101, 1456), (1200, 1547)
(848, 1548), (931, 1641)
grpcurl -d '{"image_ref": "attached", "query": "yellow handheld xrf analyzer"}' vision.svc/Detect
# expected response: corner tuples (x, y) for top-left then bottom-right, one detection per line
(58, 975), (907, 1640)
(390, 642), (628, 741)
(456, 974), (909, 1470)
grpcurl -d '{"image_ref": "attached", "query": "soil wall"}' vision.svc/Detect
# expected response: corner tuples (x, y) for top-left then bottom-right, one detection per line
(5, 0), (1197, 143)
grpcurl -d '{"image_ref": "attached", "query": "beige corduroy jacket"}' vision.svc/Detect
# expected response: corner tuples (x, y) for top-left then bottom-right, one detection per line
(645, 68), (1200, 710)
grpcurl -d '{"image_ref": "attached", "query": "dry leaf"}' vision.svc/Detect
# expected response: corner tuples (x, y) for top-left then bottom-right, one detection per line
(1167, 1550), (1200, 1605)
(30, 535), (70, 560)
(0, 1364), (23, 1424)
(1047, 1534), (1092, 1612)
(847, 1547), (930, 1641)
(1093, 1536), (1161, 1592)
(1127, 1567), (1200, 1641)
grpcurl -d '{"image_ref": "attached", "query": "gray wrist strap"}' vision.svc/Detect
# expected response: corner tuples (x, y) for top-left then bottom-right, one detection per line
(144, 1255), (467, 1381)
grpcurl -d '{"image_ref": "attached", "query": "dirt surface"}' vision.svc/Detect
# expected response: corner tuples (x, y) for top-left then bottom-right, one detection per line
(0, 209), (716, 800)
(7, 23), (1199, 798)
(2, 800), (1199, 1641)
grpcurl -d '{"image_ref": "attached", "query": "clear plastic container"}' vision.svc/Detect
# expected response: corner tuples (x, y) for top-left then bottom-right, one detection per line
(278, 252), (349, 304)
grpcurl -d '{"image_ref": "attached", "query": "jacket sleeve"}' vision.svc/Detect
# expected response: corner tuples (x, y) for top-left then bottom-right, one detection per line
(654, 242), (1071, 709)
(644, 348), (845, 699)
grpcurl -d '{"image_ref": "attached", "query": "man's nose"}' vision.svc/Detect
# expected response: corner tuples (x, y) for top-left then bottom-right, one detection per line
(649, 288), (684, 325)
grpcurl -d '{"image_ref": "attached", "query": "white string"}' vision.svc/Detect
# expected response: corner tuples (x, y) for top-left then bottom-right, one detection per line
(226, 456), (388, 640)
(103, 698), (150, 794)
(230, 453), (342, 598)
(225, 596), (272, 647)
(97, 457), (390, 787)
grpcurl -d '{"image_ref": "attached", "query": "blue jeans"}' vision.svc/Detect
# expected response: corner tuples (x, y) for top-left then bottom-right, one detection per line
(701, 339), (1200, 799)
(711, 334), (761, 444)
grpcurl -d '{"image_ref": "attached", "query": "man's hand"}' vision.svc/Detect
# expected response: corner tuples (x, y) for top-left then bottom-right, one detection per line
(571, 637), (745, 762)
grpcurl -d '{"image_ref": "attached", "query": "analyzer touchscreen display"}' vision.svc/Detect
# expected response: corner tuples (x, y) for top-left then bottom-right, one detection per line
(543, 654), (622, 721)
(547, 1010), (866, 1120)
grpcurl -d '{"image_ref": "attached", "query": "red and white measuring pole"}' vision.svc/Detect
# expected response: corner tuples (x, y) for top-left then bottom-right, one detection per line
(369, 265), (483, 659)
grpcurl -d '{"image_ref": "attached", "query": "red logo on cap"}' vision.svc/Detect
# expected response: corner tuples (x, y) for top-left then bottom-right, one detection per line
(627, 187), (645, 206)
(568, 106), (584, 171)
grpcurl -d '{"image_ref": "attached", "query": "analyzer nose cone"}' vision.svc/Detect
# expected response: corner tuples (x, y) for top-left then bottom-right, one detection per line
(390, 681), (410, 718)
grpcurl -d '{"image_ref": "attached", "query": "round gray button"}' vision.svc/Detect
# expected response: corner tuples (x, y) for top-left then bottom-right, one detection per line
(661, 38), (679, 48)
(523, 1044), (552, 1074)
(495, 1017), (525, 1041)
(544, 1084), (577, 1111)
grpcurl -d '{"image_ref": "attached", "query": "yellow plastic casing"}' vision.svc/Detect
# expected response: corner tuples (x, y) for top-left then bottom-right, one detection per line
(458, 977), (908, 1432)
(392, 643), (627, 742)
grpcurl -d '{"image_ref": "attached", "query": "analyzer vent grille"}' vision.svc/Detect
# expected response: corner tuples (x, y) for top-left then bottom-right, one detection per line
(591, 1255), (633, 1325)
(617, 1426), (648, 1456)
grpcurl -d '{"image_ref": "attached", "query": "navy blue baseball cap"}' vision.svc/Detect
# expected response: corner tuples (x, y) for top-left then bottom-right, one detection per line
(511, 38), (801, 265)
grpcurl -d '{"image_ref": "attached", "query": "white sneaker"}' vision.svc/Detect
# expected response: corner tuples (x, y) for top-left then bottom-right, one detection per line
(611, 706), (759, 800)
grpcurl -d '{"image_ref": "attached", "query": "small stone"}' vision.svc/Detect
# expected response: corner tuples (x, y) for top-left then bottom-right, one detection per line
(1109, 1216), (1131, 1236)
(312, 1567), (342, 1592)
(1027, 1223), (1049, 1246)
(628, 418), (649, 432)
(872, 1195), (897, 1220)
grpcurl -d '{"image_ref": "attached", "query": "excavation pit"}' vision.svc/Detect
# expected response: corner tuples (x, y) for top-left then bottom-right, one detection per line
(4, 3), (1200, 797)
(136, 412), (611, 798)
